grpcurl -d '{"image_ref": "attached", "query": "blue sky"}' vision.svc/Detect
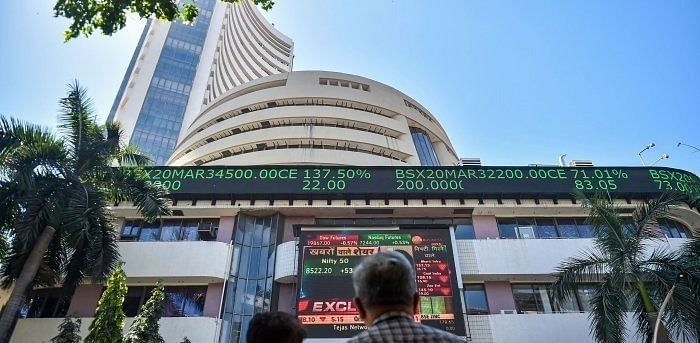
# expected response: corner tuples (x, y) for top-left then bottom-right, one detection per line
(1, 0), (698, 174)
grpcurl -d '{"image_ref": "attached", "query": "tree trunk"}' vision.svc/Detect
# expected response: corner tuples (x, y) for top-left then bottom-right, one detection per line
(648, 312), (672, 343)
(0, 226), (56, 343)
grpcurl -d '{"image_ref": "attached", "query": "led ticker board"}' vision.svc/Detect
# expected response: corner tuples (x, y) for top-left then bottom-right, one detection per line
(296, 228), (466, 338)
(135, 166), (699, 198)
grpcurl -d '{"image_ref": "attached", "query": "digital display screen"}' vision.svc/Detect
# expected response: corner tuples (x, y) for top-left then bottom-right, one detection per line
(134, 166), (698, 198)
(296, 228), (466, 338)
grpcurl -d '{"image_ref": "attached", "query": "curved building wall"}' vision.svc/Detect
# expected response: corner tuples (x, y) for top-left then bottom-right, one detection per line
(204, 0), (293, 104)
(169, 71), (459, 166)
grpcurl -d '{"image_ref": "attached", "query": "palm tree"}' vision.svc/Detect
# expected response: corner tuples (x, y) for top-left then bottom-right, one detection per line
(551, 194), (700, 343)
(0, 81), (171, 342)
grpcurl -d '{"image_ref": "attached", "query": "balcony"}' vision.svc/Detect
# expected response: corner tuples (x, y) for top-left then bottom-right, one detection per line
(11, 317), (219, 343)
(467, 313), (651, 343)
(457, 238), (688, 279)
(119, 241), (230, 283)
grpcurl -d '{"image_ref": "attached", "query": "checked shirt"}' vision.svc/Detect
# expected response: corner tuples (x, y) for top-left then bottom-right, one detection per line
(347, 311), (464, 343)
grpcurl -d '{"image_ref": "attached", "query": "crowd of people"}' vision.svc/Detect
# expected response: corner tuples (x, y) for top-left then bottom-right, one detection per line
(247, 251), (463, 343)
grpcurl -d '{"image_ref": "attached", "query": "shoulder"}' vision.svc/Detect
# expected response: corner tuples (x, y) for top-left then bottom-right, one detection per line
(411, 323), (464, 342)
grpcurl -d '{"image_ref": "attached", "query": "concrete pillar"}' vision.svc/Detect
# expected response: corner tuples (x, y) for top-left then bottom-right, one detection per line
(66, 284), (102, 317)
(275, 283), (296, 313)
(217, 216), (236, 243)
(473, 215), (499, 239)
(203, 282), (224, 317)
(394, 115), (420, 165)
(434, 141), (457, 166)
(484, 281), (516, 314)
(281, 217), (315, 243)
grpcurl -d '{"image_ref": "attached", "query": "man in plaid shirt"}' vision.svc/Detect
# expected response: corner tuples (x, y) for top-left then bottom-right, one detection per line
(348, 251), (464, 342)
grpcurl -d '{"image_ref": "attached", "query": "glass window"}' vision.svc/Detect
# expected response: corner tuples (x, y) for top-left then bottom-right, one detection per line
(512, 284), (555, 314)
(516, 218), (536, 239)
(556, 218), (579, 238)
(535, 219), (558, 239)
(160, 220), (182, 241)
(20, 288), (71, 318)
(123, 287), (145, 317)
(576, 285), (596, 311)
(576, 218), (595, 238)
(182, 219), (200, 241)
(139, 221), (161, 241)
(464, 285), (489, 315)
(121, 220), (140, 240)
(455, 224), (476, 240)
(498, 219), (518, 239)
(410, 127), (440, 166)
(164, 286), (207, 317)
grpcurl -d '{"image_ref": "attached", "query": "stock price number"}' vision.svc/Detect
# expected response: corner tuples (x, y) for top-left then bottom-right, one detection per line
(305, 267), (333, 275)
(575, 179), (618, 191)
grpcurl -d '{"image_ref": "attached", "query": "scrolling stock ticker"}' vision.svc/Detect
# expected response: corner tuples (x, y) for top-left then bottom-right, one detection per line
(136, 166), (699, 197)
(297, 228), (466, 338)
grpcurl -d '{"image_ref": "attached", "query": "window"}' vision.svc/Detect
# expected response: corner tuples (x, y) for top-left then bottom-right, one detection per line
(575, 218), (595, 238)
(498, 219), (518, 239)
(19, 288), (71, 318)
(160, 219), (182, 241)
(454, 222), (476, 240)
(120, 218), (219, 242)
(575, 285), (596, 312)
(118, 286), (207, 317)
(410, 127), (440, 166)
(659, 219), (692, 238)
(139, 221), (161, 241)
(512, 284), (555, 314)
(164, 286), (207, 317)
(463, 285), (489, 315)
(535, 219), (557, 239)
(556, 218), (579, 238)
(498, 217), (603, 239)
(512, 284), (592, 313)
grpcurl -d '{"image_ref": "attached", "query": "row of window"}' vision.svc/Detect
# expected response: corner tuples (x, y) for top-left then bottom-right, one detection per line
(318, 78), (370, 92)
(190, 97), (391, 143)
(497, 217), (691, 240)
(121, 218), (219, 242)
(463, 283), (596, 315)
(20, 286), (207, 319)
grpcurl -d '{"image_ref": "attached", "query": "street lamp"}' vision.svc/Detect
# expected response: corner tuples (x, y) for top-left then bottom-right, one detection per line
(638, 143), (656, 166)
(677, 141), (700, 153)
(650, 153), (670, 166)
(653, 272), (686, 343)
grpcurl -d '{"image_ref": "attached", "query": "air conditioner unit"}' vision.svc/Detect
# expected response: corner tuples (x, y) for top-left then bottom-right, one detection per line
(569, 160), (594, 167)
(197, 222), (218, 239)
(459, 158), (482, 166)
(500, 310), (518, 314)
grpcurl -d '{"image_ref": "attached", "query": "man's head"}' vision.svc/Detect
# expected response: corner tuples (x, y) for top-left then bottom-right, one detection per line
(246, 311), (307, 343)
(352, 250), (419, 325)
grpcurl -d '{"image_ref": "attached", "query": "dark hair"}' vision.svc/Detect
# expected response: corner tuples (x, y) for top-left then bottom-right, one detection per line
(352, 251), (416, 308)
(246, 311), (307, 343)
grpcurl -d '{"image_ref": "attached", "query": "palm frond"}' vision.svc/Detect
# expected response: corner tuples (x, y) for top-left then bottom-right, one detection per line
(582, 195), (628, 256)
(108, 168), (171, 222)
(118, 145), (152, 167)
(551, 249), (610, 305)
(588, 274), (628, 343)
(630, 194), (682, 242)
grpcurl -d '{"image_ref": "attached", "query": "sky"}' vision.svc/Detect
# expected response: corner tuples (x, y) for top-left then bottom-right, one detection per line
(1, 0), (698, 174)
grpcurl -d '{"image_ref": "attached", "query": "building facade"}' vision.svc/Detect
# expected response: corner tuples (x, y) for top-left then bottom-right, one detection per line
(9, 1), (700, 343)
(108, 0), (293, 164)
(11, 166), (699, 343)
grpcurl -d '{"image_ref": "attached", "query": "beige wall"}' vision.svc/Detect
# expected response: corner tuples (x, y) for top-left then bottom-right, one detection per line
(170, 71), (459, 166)
(11, 317), (219, 343)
